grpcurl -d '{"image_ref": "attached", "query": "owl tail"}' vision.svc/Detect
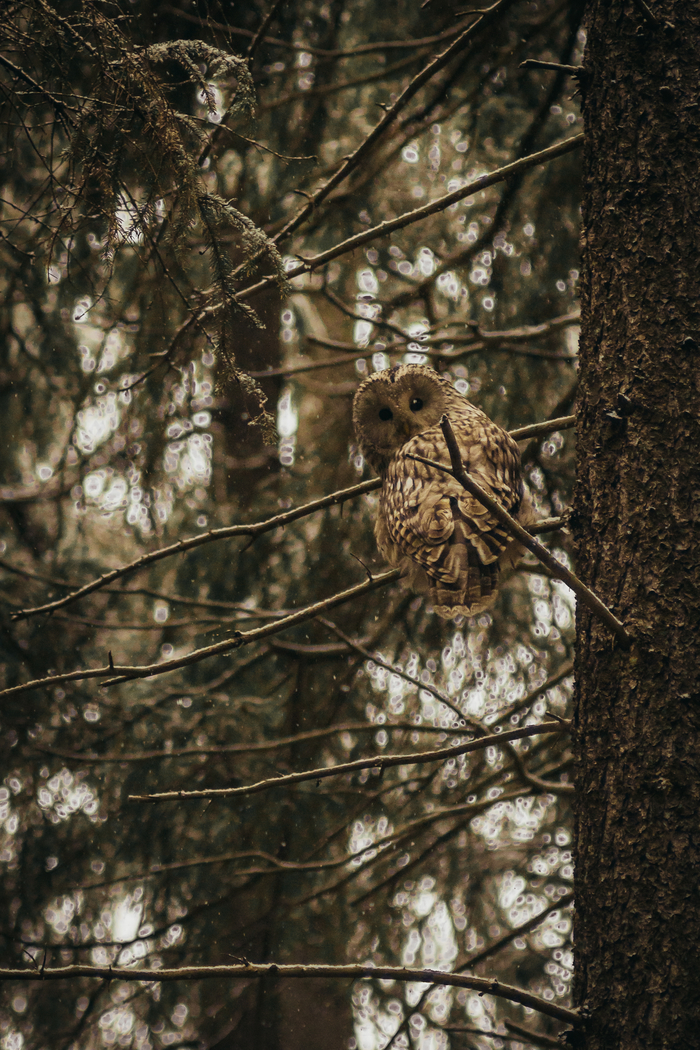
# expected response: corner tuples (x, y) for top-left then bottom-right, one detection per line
(429, 536), (500, 618)
(430, 550), (501, 613)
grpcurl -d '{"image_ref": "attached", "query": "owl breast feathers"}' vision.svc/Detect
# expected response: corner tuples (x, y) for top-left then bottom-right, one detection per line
(352, 364), (532, 618)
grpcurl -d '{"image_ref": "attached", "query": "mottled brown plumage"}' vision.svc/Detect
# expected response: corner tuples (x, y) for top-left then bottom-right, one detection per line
(352, 364), (531, 617)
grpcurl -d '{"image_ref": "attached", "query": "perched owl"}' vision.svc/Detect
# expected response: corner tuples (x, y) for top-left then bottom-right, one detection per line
(352, 364), (532, 618)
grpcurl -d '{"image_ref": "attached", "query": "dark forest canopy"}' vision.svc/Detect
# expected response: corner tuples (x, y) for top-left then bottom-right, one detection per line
(0, 0), (599, 1047)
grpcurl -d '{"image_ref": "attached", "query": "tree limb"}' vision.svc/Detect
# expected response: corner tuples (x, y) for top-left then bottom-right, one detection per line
(240, 134), (583, 300)
(10, 478), (382, 621)
(0, 961), (579, 1024)
(0, 571), (399, 700)
(128, 721), (566, 803)
(10, 416), (574, 622)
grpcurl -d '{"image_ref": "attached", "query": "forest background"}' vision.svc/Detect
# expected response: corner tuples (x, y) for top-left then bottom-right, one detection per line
(2, 2), (695, 1050)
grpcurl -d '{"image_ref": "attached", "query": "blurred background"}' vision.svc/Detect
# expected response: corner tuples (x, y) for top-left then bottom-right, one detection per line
(0, 2), (582, 1047)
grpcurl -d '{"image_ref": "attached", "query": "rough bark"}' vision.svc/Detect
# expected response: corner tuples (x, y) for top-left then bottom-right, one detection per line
(574, 3), (700, 1048)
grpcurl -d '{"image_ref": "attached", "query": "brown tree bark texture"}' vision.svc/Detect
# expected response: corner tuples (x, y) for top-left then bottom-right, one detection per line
(574, 3), (700, 1048)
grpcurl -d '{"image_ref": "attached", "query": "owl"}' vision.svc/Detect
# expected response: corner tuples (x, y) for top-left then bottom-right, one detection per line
(352, 364), (532, 618)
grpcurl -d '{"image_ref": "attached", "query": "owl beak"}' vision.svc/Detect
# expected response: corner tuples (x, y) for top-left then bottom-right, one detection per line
(400, 421), (412, 440)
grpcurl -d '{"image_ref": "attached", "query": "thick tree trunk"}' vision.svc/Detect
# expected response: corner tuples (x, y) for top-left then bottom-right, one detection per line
(574, 3), (700, 1048)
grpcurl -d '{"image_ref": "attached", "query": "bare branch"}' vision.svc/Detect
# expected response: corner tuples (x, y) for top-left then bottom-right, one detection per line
(461, 891), (574, 970)
(493, 660), (574, 727)
(509, 415), (575, 441)
(248, 351), (367, 378)
(10, 415), (573, 624)
(11, 479), (381, 621)
(302, 334), (576, 364)
(318, 617), (479, 727)
(164, 5), (472, 59)
(505, 1019), (568, 1048)
(629, 0), (664, 29)
(247, 0), (286, 62)
(0, 571), (400, 700)
(239, 134), (583, 300)
(257, 51), (430, 114)
(348, 786), (536, 906)
(504, 740), (574, 796)
(127, 721), (566, 803)
(33, 720), (475, 765)
(0, 53), (76, 130)
(0, 961), (579, 1024)
(389, 892), (574, 1048)
(267, 0), (524, 248)
(520, 59), (582, 75)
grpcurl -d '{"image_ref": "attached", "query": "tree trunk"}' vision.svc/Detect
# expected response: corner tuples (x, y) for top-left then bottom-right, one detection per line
(574, 3), (700, 1048)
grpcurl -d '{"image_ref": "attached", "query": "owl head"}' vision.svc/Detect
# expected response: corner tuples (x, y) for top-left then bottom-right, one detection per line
(352, 364), (463, 473)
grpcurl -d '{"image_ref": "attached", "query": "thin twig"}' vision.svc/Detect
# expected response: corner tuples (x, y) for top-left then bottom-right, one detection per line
(493, 661), (574, 727)
(520, 59), (582, 75)
(528, 515), (566, 535)
(318, 617), (478, 727)
(630, 0), (664, 28)
(11, 416), (572, 623)
(248, 352), (367, 378)
(390, 892), (574, 1048)
(509, 415), (575, 441)
(247, 0), (286, 61)
(127, 721), (565, 803)
(257, 50), (430, 114)
(504, 740), (574, 795)
(461, 891), (574, 970)
(504, 1020), (567, 1048)
(0, 53), (76, 130)
(265, 0), (523, 249)
(218, 128), (316, 162)
(163, 4), (470, 58)
(348, 787), (534, 906)
(32, 720), (476, 765)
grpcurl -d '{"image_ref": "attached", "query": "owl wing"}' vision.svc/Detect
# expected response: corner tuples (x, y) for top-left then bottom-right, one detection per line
(380, 416), (524, 615)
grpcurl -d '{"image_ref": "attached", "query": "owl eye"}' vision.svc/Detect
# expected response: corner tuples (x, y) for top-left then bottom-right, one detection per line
(409, 397), (424, 412)
(378, 407), (393, 421)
